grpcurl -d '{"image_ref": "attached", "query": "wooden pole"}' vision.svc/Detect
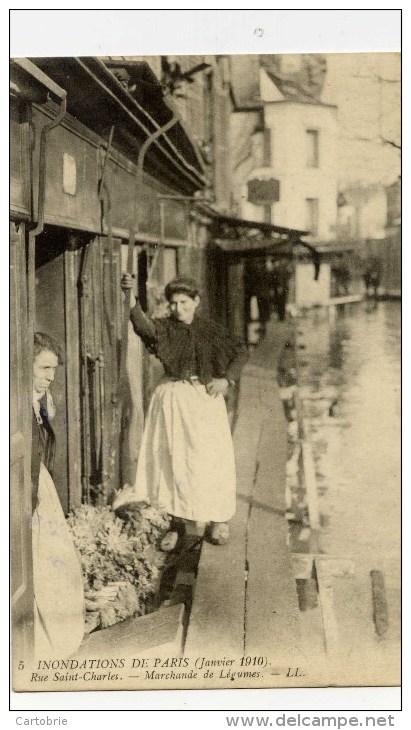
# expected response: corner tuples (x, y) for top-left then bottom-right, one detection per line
(117, 115), (179, 490)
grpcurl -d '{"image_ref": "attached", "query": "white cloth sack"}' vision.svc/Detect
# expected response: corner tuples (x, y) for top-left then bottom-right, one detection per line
(32, 463), (85, 658)
(131, 379), (236, 522)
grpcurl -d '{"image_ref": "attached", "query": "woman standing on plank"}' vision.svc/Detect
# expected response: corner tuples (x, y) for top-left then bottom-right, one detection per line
(118, 275), (248, 548)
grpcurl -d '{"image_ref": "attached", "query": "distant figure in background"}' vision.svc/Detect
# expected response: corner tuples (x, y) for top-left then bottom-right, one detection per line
(267, 259), (292, 322)
(244, 259), (271, 337)
(332, 264), (351, 297)
(31, 332), (84, 657)
(363, 256), (382, 299)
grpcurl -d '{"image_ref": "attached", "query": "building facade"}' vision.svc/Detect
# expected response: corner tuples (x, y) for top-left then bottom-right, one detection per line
(229, 54), (338, 309)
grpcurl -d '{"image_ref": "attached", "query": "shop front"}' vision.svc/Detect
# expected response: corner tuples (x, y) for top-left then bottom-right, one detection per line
(10, 56), (206, 663)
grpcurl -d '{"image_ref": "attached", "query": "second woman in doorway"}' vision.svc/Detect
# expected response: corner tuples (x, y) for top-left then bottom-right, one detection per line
(31, 332), (85, 657)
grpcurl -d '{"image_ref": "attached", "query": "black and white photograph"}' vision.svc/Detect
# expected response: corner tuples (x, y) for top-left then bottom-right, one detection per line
(9, 8), (402, 708)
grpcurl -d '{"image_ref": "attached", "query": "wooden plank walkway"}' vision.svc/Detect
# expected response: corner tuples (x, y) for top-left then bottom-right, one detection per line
(76, 603), (185, 658)
(185, 322), (302, 665)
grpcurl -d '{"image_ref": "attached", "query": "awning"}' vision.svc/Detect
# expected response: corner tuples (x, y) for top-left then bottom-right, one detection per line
(11, 58), (67, 104)
(29, 57), (206, 194)
(315, 241), (356, 254)
(196, 204), (320, 279)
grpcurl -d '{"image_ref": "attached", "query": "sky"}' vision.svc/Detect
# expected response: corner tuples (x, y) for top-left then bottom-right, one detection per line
(322, 53), (400, 188)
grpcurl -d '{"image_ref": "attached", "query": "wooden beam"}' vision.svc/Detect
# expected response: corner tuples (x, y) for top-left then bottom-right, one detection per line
(64, 247), (82, 508)
(314, 558), (340, 659)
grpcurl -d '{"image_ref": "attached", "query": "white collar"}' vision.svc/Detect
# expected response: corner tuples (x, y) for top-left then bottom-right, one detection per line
(32, 389), (56, 424)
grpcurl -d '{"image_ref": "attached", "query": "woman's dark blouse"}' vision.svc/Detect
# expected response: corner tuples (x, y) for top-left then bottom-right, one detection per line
(130, 301), (248, 385)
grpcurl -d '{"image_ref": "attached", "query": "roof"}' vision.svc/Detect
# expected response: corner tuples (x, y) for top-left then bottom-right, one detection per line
(229, 55), (262, 110)
(229, 54), (332, 111)
(11, 57), (67, 103)
(260, 54), (327, 104)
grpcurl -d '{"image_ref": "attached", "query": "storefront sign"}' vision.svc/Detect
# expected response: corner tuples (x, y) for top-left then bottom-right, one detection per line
(247, 178), (280, 205)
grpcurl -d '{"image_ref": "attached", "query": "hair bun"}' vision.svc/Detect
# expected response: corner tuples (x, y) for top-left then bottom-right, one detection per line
(165, 277), (201, 302)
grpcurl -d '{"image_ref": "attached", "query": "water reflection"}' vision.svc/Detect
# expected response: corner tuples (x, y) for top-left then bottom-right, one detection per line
(296, 301), (401, 670)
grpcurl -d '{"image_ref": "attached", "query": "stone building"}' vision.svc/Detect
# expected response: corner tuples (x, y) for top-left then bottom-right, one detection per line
(229, 54), (338, 309)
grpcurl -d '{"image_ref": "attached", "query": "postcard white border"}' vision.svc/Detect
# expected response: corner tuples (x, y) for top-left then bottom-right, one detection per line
(3, 4), (407, 723)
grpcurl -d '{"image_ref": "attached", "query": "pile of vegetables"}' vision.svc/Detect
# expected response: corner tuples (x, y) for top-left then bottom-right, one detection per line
(67, 502), (170, 629)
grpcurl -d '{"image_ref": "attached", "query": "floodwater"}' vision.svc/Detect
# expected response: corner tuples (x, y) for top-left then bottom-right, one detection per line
(296, 301), (401, 684)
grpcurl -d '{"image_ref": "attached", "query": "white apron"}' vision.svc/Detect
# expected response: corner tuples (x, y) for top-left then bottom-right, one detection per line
(32, 463), (85, 657)
(131, 379), (236, 522)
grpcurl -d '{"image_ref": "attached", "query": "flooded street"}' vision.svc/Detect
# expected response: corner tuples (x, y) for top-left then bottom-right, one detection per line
(296, 301), (401, 683)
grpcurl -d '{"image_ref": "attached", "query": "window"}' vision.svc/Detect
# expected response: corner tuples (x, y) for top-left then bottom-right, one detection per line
(306, 129), (319, 168)
(306, 198), (319, 235)
(263, 128), (271, 166)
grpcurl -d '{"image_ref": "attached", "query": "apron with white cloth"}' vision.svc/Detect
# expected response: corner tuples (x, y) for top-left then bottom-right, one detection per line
(32, 463), (85, 657)
(131, 379), (236, 522)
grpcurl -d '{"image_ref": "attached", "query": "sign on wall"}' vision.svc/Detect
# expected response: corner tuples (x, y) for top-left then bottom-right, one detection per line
(247, 178), (280, 205)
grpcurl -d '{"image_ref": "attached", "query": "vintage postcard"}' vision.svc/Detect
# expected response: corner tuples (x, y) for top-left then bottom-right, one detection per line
(10, 19), (401, 696)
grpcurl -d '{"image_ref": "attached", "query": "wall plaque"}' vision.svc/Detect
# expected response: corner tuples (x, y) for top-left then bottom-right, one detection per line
(247, 177), (280, 205)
